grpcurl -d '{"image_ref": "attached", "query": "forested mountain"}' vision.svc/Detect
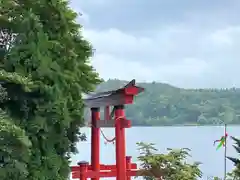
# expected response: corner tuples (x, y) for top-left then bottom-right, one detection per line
(85, 79), (240, 126)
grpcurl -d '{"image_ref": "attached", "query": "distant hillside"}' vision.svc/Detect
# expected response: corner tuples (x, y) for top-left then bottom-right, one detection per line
(85, 79), (240, 126)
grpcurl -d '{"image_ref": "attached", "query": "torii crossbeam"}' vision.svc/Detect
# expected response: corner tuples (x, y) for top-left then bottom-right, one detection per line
(71, 79), (156, 180)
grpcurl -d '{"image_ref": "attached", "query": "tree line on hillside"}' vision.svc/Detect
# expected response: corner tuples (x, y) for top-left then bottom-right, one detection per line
(90, 79), (240, 126)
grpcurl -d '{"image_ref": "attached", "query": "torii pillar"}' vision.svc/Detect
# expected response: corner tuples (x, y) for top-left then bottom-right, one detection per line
(72, 79), (144, 180)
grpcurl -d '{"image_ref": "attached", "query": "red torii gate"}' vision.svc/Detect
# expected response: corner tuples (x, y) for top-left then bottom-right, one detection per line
(71, 79), (146, 180)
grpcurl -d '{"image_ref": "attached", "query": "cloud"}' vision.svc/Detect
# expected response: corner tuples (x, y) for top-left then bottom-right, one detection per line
(90, 53), (155, 81)
(71, 0), (240, 88)
(209, 26), (240, 46)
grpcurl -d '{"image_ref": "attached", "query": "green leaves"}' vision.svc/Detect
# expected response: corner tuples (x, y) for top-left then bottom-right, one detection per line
(227, 136), (240, 179)
(0, 0), (100, 179)
(137, 142), (202, 180)
(0, 109), (31, 180)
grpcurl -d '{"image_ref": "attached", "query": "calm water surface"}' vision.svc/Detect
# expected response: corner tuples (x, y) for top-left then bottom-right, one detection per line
(70, 126), (239, 179)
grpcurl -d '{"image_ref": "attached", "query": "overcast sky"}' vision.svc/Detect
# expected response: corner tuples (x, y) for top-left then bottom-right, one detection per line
(70, 0), (240, 88)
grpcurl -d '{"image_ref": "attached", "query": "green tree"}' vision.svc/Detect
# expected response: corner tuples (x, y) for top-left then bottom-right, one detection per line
(94, 79), (240, 126)
(227, 136), (240, 179)
(0, 73), (32, 180)
(0, 7), (33, 179)
(0, 12), (36, 180)
(136, 142), (202, 180)
(0, 0), (100, 180)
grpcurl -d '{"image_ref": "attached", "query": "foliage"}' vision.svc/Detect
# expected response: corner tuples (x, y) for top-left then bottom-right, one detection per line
(0, 0), (100, 180)
(227, 136), (240, 179)
(92, 79), (240, 126)
(136, 142), (202, 180)
(0, 77), (32, 180)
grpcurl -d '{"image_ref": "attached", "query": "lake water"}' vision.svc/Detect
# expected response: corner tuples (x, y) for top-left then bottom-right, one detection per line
(70, 126), (239, 179)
